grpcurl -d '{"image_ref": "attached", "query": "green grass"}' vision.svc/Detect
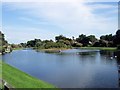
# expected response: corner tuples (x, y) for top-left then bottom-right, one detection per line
(12, 48), (24, 51)
(79, 47), (117, 51)
(0, 61), (2, 88)
(1, 61), (56, 88)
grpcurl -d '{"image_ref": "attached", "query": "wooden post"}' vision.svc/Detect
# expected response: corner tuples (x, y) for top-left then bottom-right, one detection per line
(4, 85), (9, 90)
(3, 81), (13, 90)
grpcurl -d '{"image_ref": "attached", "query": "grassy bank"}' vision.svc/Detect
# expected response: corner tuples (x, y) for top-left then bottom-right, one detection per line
(12, 48), (24, 51)
(0, 61), (2, 88)
(1, 61), (56, 88)
(36, 47), (117, 53)
(79, 47), (117, 51)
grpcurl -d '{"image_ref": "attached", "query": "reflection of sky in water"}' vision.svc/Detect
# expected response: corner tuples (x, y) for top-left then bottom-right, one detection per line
(62, 49), (100, 53)
(2, 49), (119, 88)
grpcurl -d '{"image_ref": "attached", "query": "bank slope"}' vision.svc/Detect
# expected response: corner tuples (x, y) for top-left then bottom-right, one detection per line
(2, 61), (55, 88)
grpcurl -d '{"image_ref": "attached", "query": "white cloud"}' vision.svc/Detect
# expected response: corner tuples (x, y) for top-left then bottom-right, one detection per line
(19, 17), (33, 22)
(0, 2), (2, 27)
(2, 0), (118, 43)
(3, 26), (58, 44)
(86, 0), (119, 2)
(88, 3), (117, 9)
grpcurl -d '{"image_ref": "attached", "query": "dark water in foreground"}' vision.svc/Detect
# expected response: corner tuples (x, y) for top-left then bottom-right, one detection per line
(2, 49), (120, 88)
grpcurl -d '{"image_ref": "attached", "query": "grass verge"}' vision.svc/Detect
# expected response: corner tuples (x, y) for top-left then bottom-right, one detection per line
(12, 48), (24, 51)
(0, 61), (2, 88)
(1, 61), (56, 88)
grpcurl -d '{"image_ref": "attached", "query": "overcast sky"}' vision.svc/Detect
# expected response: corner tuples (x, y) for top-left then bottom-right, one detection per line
(1, 0), (119, 44)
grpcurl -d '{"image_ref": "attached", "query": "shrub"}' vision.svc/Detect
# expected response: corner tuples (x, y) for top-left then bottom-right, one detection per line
(117, 45), (120, 50)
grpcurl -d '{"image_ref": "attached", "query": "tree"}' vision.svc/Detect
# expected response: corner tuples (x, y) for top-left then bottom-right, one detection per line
(76, 34), (86, 43)
(26, 39), (41, 47)
(0, 31), (8, 46)
(0, 31), (9, 54)
(117, 45), (120, 50)
(55, 35), (73, 47)
(88, 35), (97, 43)
(72, 42), (83, 47)
(27, 40), (35, 47)
(35, 42), (42, 48)
(20, 43), (27, 48)
(72, 36), (75, 40)
(55, 35), (66, 42)
(76, 34), (94, 46)
(93, 40), (108, 47)
(113, 29), (120, 46)
(100, 34), (113, 41)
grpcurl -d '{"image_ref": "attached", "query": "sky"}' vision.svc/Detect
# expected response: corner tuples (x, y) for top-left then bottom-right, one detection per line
(1, 0), (119, 44)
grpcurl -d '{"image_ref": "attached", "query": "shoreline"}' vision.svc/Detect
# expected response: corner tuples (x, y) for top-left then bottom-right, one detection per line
(1, 47), (117, 54)
(37, 47), (117, 52)
(78, 47), (117, 51)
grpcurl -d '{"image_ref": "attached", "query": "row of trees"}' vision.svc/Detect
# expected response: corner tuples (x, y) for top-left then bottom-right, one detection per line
(19, 30), (120, 49)
(1, 30), (120, 52)
(24, 38), (71, 49)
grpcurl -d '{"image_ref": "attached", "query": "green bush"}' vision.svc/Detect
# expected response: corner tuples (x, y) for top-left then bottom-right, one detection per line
(117, 45), (120, 50)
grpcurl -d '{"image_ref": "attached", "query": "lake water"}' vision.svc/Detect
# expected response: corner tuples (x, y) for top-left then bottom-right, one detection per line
(2, 49), (120, 88)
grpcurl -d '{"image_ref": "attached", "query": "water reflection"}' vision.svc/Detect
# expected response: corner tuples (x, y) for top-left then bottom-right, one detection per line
(99, 51), (116, 65)
(100, 50), (115, 59)
(114, 51), (120, 88)
(78, 51), (97, 56)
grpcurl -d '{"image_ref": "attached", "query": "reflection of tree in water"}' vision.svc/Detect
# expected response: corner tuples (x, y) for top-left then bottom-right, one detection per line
(100, 50), (114, 57)
(78, 51), (97, 64)
(100, 50), (120, 87)
(78, 51), (97, 56)
(100, 50), (115, 60)
(114, 51), (120, 88)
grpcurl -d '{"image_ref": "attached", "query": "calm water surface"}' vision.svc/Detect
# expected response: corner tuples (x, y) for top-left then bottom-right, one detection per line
(2, 49), (119, 88)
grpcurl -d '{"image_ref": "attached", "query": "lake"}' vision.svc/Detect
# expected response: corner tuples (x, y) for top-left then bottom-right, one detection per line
(2, 49), (120, 88)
